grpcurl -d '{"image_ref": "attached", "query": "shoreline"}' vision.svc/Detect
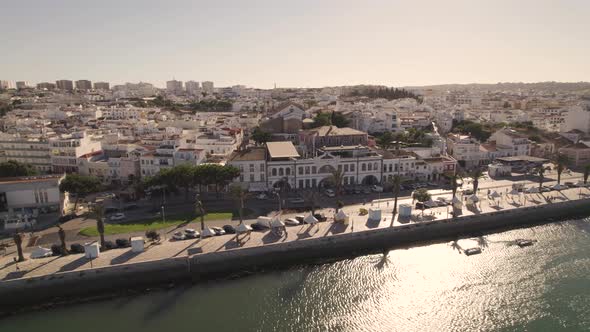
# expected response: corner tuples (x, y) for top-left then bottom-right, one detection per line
(1, 195), (590, 316)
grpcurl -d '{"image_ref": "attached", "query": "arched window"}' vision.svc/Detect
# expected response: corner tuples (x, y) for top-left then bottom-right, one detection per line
(272, 168), (277, 176)
(362, 163), (366, 171)
(279, 168), (284, 176)
(368, 163), (372, 171)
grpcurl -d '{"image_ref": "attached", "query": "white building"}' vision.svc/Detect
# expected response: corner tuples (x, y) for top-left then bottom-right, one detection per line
(0, 135), (52, 173)
(166, 80), (183, 94)
(488, 128), (531, 157)
(446, 133), (484, 169)
(49, 131), (102, 173)
(561, 107), (590, 134)
(202, 81), (214, 94)
(185, 81), (200, 96)
(0, 175), (63, 229)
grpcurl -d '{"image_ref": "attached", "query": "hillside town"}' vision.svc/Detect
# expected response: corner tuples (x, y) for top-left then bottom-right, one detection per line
(1, 80), (590, 232)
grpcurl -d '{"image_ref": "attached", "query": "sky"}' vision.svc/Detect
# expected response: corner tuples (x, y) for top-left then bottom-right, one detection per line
(1, 0), (589, 88)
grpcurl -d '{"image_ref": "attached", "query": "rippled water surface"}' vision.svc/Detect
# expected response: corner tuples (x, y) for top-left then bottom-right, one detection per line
(2, 217), (590, 332)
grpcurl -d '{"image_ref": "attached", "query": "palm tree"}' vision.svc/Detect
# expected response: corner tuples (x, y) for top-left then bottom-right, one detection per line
(584, 165), (590, 184)
(470, 168), (484, 193)
(554, 153), (569, 185)
(195, 194), (206, 231)
(13, 232), (25, 262)
(301, 190), (319, 216)
(412, 188), (431, 217)
(229, 185), (248, 225)
(57, 225), (69, 255)
(328, 169), (345, 197)
(448, 173), (462, 200)
(90, 203), (106, 249)
(532, 165), (546, 190)
(390, 175), (401, 227)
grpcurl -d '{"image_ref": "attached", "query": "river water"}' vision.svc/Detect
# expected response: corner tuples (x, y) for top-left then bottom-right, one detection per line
(2, 217), (590, 332)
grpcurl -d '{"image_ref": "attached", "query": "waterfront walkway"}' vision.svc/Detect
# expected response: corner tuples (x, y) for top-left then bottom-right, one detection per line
(1, 180), (588, 282)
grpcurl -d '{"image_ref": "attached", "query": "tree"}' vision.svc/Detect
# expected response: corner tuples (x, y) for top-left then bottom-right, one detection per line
(0, 160), (39, 177)
(229, 184), (248, 225)
(554, 153), (569, 185)
(251, 127), (271, 146)
(470, 168), (484, 193)
(59, 174), (102, 212)
(390, 175), (401, 227)
(331, 111), (350, 128)
(412, 188), (431, 216)
(311, 112), (332, 127)
(195, 194), (206, 232)
(57, 225), (69, 255)
(327, 169), (345, 198)
(301, 190), (319, 215)
(89, 203), (106, 249)
(377, 132), (395, 151)
(532, 165), (546, 190)
(13, 232), (25, 262)
(448, 174), (462, 200)
(584, 165), (590, 184)
(169, 164), (195, 201)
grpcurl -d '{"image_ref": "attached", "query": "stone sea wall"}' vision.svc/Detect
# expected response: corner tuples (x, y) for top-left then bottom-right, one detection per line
(1, 198), (589, 312)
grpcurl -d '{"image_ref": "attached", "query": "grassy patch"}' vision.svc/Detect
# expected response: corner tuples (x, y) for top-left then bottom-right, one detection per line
(79, 212), (232, 237)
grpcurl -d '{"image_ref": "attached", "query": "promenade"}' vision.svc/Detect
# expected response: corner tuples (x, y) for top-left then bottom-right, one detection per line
(1, 178), (588, 282)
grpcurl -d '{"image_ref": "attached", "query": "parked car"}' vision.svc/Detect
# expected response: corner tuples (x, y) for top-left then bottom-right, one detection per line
(284, 218), (300, 226)
(102, 241), (116, 250)
(30, 247), (53, 259)
(70, 243), (85, 254)
(288, 197), (305, 204)
(222, 225), (236, 234)
(294, 215), (305, 223)
(172, 231), (186, 241)
(256, 193), (267, 200)
(109, 213), (126, 221)
(371, 185), (383, 193)
(184, 228), (199, 239)
(123, 204), (139, 210)
(115, 238), (131, 248)
(212, 227), (226, 236)
(325, 189), (336, 197)
(313, 213), (327, 222)
(58, 214), (76, 223)
(250, 223), (267, 231)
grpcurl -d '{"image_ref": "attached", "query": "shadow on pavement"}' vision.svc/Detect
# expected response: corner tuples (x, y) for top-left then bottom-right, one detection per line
(110, 250), (142, 265)
(58, 256), (89, 272)
(3, 270), (27, 280)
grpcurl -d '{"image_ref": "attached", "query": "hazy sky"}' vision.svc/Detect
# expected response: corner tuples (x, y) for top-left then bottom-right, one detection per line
(1, 0), (589, 88)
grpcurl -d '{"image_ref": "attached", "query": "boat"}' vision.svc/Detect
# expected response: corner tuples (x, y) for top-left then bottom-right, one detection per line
(464, 247), (482, 256)
(516, 239), (534, 247)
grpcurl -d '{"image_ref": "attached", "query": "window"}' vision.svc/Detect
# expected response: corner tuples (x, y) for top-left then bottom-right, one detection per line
(299, 180), (304, 188)
(299, 167), (304, 175)
(249, 164), (255, 172)
(261, 174), (265, 181)
(240, 175), (244, 182)
(368, 163), (372, 171)
(286, 167), (291, 176)
(351, 164), (355, 172)
(260, 164), (265, 172)
(279, 168), (284, 176)
(272, 168), (277, 176)
(250, 174), (255, 182)
(374, 162), (378, 170)
(305, 179), (310, 188)
(362, 163), (366, 171)
(305, 166), (310, 174)
(312, 166), (317, 174)
(312, 179), (317, 187)
(344, 164), (349, 172)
